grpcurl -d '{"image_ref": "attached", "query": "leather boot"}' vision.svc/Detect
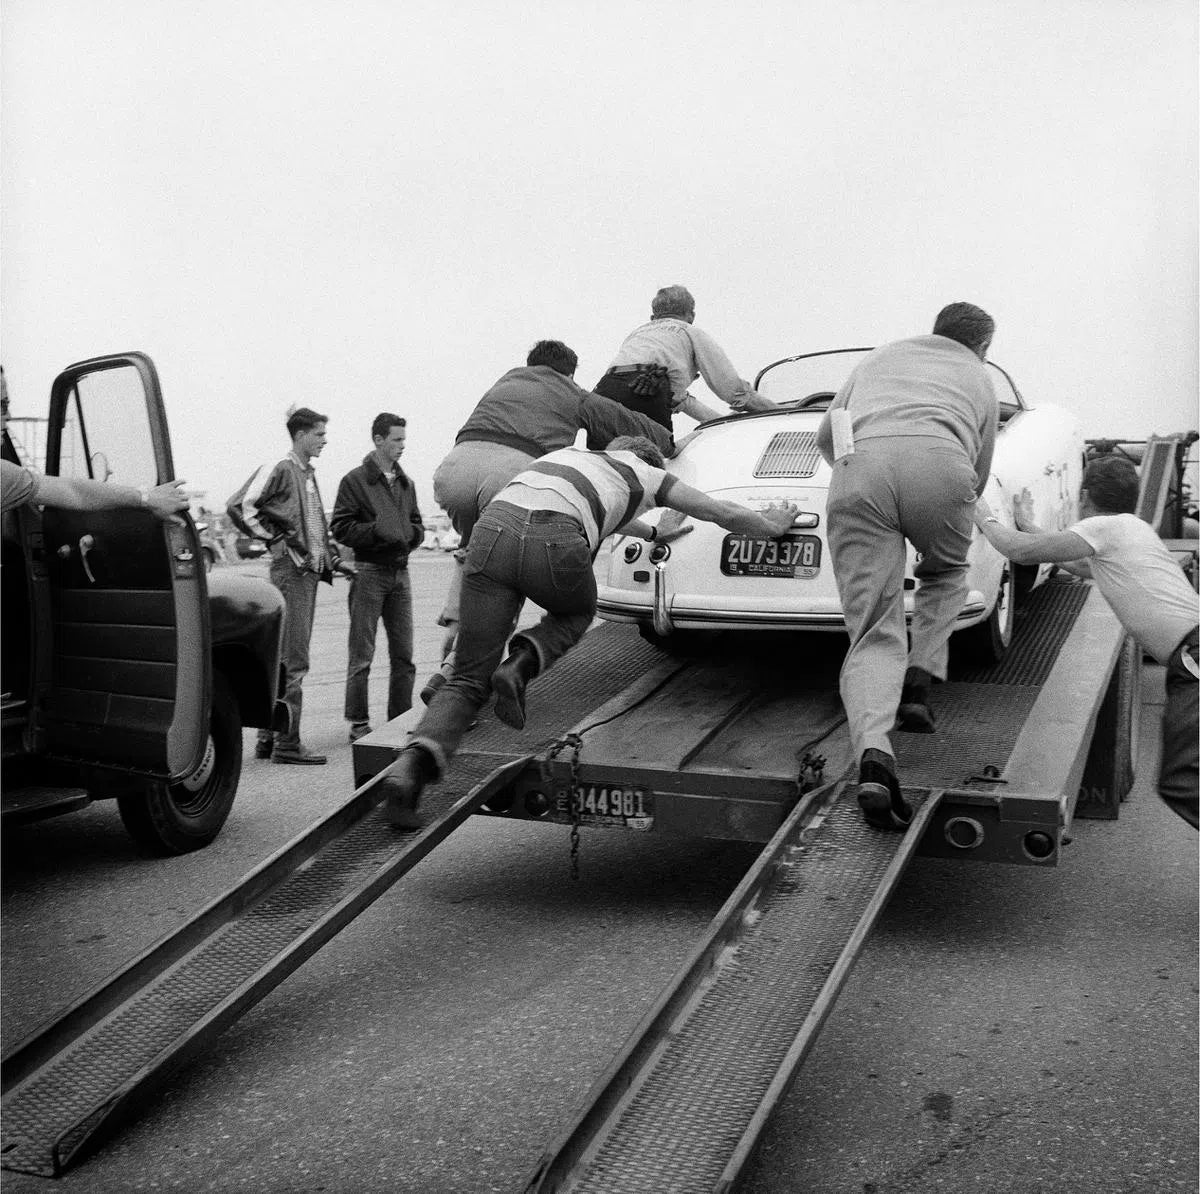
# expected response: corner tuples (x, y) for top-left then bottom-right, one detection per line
(380, 744), (438, 830)
(896, 666), (935, 733)
(855, 748), (913, 831)
(491, 644), (540, 730)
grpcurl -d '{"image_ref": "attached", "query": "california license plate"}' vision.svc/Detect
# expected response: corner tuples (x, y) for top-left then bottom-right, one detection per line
(720, 533), (821, 578)
(556, 785), (654, 830)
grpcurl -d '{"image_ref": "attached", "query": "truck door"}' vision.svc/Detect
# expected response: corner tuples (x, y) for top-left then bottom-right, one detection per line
(29, 353), (210, 780)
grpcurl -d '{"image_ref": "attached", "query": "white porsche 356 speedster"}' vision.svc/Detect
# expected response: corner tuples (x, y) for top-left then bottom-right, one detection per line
(597, 347), (1085, 664)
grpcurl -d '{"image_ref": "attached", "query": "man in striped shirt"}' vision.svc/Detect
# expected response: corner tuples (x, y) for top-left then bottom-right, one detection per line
(378, 435), (799, 829)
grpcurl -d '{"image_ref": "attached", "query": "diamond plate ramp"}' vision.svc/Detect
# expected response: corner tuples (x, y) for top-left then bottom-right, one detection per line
(524, 784), (945, 1194)
(0, 757), (523, 1177)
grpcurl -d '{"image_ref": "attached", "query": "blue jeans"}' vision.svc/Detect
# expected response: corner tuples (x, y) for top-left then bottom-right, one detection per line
(344, 562), (415, 724)
(264, 554), (320, 750)
(410, 501), (596, 771)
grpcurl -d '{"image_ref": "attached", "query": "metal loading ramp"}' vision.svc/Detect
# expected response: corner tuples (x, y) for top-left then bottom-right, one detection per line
(1, 624), (675, 1178)
(525, 784), (945, 1194)
(0, 761), (524, 1178)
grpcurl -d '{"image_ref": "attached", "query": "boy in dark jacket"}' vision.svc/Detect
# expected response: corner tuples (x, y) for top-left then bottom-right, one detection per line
(330, 413), (424, 741)
(229, 406), (337, 764)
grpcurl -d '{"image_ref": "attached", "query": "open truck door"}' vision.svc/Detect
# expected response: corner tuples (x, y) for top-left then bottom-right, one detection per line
(23, 353), (221, 844)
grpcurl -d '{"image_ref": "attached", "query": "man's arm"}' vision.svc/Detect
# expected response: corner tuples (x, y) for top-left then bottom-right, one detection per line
(690, 326), (776, 412)
(972, 398), (999, 498)
(973, 494), (1095, 565)
(674, 392), (724, 424)
(579, 392), (675, 455)
(665, 479), (798, 538)
(329, 474), (384, 550)
(31, 473), (188, 521)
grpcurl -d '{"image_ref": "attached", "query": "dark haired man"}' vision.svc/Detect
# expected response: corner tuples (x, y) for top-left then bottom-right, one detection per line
(330, 413), (424, 742)
(425, 339), (675, 702)
(228, 406), (337, 764)
(816, 302), (999, 831)
(975, 456), (1199, 829)
(378, 435), (799, 830)
(595, 285), (777, 431)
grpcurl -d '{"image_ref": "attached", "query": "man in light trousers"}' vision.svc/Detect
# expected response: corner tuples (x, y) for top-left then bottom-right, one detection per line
(818, 302), (998, 831)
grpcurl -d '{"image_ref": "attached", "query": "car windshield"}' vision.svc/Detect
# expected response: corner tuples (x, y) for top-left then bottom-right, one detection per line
(754, 349), (1025, 421)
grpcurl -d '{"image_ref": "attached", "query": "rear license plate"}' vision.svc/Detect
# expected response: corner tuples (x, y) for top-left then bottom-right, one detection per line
(720, 533), (821, 578)
(556, 785), (654, 830)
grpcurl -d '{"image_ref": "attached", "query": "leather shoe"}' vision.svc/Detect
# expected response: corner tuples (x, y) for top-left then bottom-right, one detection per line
(273, 745), (328, 765)
(348, 722), (372, 743)
(896, 666), (935, 733)
(254, 736), (274, 760)
(380, 745), (438, 830)
(854, 748), (912, 831)
(491, 645), (539, 730)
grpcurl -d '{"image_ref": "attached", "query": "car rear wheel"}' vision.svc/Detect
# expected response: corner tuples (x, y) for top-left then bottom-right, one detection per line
(118, 673), (243, 854)
(952, 566), (1015, 666)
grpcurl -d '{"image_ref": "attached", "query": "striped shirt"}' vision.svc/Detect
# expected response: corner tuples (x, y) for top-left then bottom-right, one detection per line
(497, 447), (678, 551)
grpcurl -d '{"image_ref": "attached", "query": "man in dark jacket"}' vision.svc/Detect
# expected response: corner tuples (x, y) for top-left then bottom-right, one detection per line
(425, 339), (674, 701)
(330, 413), (424, 742)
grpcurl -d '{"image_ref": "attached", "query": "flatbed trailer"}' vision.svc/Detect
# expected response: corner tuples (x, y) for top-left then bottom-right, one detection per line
(1, 560), (1134, 1180)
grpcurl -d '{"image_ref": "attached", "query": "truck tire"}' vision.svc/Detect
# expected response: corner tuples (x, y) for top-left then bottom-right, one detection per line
(1077, 635), (1141, 817)
(952, 566), (1015, 666)
(118, 673), (243, 854)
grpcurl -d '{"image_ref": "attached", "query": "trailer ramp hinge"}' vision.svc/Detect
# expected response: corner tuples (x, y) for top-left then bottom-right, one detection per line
(798, 752), (826, 793)
(544, 732), (585, 880)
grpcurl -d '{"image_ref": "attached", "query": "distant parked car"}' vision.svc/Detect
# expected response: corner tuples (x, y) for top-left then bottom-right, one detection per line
(196, 522), (224, 571)
(235, 535), (267, 560)
(422, 516), (461, 552)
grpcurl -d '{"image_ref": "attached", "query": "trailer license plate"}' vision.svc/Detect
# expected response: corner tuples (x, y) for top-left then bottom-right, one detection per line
(720, 533), (821, 578)
(557, 785), (654, 830)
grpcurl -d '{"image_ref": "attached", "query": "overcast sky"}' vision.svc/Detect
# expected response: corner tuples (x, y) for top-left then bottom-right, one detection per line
(2, 0), (1196, 514)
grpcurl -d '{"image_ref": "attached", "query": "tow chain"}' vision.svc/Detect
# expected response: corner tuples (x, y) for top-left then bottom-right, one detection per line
(543, 732), (585, 880)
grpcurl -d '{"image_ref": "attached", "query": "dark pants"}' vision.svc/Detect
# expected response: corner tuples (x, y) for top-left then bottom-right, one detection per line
(594, 370), (673, 433)
(344, 562), (415, 725)
(409, 501), (596, 772)
(261, 554), (320, 750)
(1159, 628), (1198, 829)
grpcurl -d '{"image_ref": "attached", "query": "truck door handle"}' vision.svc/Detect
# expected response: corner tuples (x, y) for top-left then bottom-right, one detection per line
(79, 534), (97, 584)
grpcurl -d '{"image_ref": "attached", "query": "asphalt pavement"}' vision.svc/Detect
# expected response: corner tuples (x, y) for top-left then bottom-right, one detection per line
(2, 554), (1196, 1193)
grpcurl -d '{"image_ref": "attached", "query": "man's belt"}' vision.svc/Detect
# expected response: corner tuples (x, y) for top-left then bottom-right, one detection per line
(605, 363), (670, 398)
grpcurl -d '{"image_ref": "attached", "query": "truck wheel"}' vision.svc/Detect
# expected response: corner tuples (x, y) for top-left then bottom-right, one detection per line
(1077, 635), (1141, 817)
(952, 567), (1014, 666)
(118, 674), (243, 854)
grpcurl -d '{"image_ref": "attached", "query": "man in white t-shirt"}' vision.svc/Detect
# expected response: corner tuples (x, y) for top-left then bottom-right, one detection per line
(974, 455), (1198, 829)
(376, 435), (799, 830)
